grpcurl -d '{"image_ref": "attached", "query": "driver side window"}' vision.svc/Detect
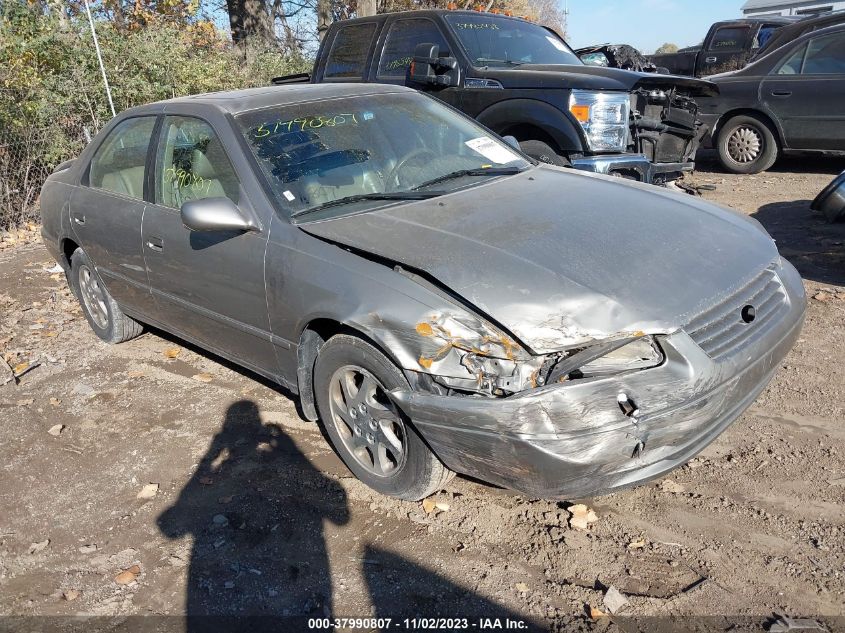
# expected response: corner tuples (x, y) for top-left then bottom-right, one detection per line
(155, 116), (240, 209)
(377, 19), (450, 79)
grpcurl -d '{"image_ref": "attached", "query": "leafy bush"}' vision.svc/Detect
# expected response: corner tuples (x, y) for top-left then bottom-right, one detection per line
(0, 3), (309, 229)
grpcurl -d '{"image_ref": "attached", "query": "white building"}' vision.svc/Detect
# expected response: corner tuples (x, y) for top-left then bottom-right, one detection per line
(741, 0), (845, 16)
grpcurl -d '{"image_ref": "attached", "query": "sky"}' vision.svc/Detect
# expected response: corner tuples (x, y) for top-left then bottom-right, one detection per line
(565, 0), (745, 54)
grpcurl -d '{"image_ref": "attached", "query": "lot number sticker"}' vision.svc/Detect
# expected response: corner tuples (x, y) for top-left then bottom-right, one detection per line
(465, 137), (521, 164)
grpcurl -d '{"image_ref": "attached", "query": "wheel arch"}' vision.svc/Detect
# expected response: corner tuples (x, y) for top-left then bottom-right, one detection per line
(295, 317), (409, 422)
(475, 99), (585, 155)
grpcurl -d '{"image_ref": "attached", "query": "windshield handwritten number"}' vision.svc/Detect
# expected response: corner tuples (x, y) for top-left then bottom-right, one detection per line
(253, 114), (359, 138)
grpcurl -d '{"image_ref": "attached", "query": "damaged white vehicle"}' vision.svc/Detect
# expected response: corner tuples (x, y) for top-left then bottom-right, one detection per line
(40, 84), (806, 500)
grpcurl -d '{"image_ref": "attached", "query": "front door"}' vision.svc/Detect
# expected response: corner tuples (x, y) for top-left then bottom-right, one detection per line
(141, 114), (278, 376)
(70, 115), (158, 312)
(762, 31), (845, 150)
(373, 16), (463, 110)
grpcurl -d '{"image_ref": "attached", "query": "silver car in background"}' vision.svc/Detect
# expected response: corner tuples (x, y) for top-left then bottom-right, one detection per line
(39, 84), (805, 501)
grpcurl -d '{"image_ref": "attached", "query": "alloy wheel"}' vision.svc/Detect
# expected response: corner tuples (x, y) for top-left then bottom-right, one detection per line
(78, 264), (109, 329)
(328, 365), (407, 477)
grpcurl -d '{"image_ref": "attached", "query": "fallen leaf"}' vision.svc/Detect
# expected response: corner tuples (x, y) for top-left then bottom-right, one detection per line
(127, 370), (146, 379)
(63, 589), (80, 601)
(434, 501), (450, 512)
(515, 582), (529, 593)
(49, 398), (61, 406)
(29, 539), (50, 554)
(114, 571), (136, 585)
(660, 479), (686, 494)
(17, 398), (34, 407)
(136, 483), (159, 500)
(42, 331), (59, 338)
(568, 504), (599, 531)
(628, 539), (646, 550)
(421, 498), (436, 514)
(191, 372), (213, 383)
(813, 291), (831, 303)
(47, 424), (65, 436)
(163, 348), (181, 359)
(590, 606), (608, 620)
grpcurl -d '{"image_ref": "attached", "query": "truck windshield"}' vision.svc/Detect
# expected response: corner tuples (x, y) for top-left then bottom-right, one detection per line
(236, 92), (529, 217)
(444, 13), (580, 67)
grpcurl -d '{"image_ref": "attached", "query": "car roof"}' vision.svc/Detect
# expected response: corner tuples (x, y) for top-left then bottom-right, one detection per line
(334, 9), (535, 24)
(124, 83), (413, 117)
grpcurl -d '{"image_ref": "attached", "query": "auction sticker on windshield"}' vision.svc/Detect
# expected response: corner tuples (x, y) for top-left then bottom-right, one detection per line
(465, 137), (521, 164)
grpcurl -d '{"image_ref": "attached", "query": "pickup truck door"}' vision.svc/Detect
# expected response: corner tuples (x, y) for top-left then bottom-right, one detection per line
(700, 24), (753, 75)
(762, 31), (845, 150)
(370, 16), (463, 110)
(141, 114), (279, 376)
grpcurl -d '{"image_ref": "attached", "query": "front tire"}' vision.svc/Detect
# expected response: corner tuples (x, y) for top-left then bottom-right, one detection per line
(313, 334), (453, 501)
(70, 248), (143, 344)
(518, 139), (571, 167)
(717, 114), (778, 174)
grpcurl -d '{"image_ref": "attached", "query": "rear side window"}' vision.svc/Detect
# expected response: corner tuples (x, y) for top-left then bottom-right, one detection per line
(802, 32), (845, 74)
(88, 116), (156, 200)
(155, 116), (240, 208)
(709, 26), (750, 51)
(776, 33), (845, 75)
(377, 18), (450, 79)
(324, 23), (377, 79)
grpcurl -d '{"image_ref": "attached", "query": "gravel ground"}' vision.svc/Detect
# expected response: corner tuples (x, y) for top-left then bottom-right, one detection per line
(1, 155), (844, 631)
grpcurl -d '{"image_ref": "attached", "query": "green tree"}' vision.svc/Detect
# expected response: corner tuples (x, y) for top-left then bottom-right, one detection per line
(655, 42), (678, 54)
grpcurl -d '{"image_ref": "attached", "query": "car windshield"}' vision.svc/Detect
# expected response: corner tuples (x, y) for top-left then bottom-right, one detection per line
(236, 92), (529, 217)
(444, 13), (580, 67)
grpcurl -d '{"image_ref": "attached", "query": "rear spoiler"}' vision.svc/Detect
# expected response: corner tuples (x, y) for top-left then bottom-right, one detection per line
(271, 73), (312, 85)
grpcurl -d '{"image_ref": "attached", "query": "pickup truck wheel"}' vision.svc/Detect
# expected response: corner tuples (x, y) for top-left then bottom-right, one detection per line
(717, 114), (778, 174)
(313, 334), (454, 501)
(518, 140), (571, 167)
(70, 248), (143, 344)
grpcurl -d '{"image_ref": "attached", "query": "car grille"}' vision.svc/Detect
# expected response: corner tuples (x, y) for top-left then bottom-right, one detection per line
(686, 267), (788, 360)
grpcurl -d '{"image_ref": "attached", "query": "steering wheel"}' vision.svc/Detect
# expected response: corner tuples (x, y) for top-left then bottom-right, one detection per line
(386, 148), (439, 191)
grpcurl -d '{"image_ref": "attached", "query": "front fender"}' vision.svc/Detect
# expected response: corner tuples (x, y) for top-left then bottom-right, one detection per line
(475, 99), (586, 153)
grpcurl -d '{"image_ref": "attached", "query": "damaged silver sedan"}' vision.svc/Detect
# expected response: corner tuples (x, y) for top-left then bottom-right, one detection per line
(40, 84), (806, 501)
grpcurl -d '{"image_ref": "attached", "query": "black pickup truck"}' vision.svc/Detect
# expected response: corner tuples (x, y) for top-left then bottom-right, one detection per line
(649, 17), (797, 77)
(275, 10), (717, 185)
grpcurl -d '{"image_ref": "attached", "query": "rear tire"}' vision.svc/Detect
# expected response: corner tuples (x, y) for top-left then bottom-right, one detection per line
(716, 114), (778, 174)
(518, 139), (571, 167)
(313, 334), (453, 501)
(70, 248), (143, 344)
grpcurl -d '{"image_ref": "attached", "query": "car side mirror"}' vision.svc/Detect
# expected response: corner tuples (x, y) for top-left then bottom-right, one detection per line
(502, 135), (520, 151)
(181, 197), (258, 233)
(811, 171), (845, 223)
(410, 43), (459, 88)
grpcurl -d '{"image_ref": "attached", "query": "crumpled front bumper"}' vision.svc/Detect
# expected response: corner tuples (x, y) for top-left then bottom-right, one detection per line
(571, 153), (694, 185)
(390, 260), (806, 499)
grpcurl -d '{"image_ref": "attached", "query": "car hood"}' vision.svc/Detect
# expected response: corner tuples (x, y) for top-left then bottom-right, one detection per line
(299, 167), (778, 353)
(482, 65), (719, 96)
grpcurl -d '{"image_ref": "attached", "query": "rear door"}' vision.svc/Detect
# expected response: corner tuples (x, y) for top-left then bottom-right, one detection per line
(701, 24), (753, 75)
(316, 21), (380, 83)
(762, 31), (845, 150)
(141, 114), (278, 376)
(70, 115), (157, 312)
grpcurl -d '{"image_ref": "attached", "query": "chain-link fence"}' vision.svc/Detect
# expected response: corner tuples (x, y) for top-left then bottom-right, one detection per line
(0, 128), (90, 231)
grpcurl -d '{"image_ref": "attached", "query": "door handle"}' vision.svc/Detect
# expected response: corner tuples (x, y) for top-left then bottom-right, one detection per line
(705, 56), (717, 63)
(771, 90), (792, 97)
(72, 214), (85, 225)
(146, 237), (164, 252)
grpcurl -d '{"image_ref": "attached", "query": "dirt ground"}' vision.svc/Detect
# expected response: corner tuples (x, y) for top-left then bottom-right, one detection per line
(1, 155), (844, 632)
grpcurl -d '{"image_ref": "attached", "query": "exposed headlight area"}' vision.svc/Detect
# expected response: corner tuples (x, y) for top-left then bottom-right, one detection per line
(538, 335), (664, 386)
(412, 312), (664, 398)
(569, 90), (631, 153)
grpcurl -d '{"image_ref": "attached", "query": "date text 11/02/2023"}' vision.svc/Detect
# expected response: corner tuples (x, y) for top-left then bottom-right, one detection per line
(307, 618), (530, 630)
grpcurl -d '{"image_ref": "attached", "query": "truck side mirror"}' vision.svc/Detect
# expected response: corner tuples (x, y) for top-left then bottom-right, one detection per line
(410, 43), (459, 88)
